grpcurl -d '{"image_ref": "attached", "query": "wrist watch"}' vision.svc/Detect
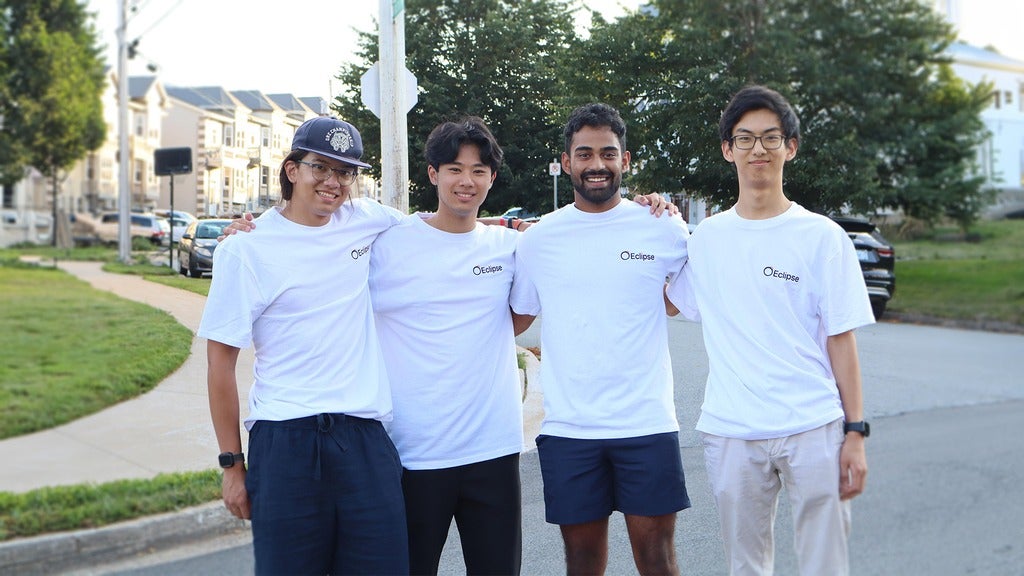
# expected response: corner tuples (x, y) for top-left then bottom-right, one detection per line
(218, 451), (245, 468)
(843, 421), (870, 437)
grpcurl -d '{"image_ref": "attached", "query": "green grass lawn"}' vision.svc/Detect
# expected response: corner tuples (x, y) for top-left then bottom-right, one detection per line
(886, 219), (1024, 327)
(0, 265), (192, 440)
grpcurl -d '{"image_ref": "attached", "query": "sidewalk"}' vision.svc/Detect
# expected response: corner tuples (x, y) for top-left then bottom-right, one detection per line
(0, 261), (544, 573)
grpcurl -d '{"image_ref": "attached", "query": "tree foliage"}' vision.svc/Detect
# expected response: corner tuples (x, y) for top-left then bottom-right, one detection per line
(563, 0), (992, 223)
(332, 0), (580, 214)
(0, 0), (107, 187)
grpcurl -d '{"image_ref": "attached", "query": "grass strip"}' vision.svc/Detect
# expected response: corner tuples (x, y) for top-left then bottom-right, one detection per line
(0, 470), (222, 541)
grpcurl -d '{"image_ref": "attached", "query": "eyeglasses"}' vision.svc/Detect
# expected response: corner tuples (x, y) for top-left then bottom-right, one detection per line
(729, 134), (786, 150)
(296, 161), (357, 185)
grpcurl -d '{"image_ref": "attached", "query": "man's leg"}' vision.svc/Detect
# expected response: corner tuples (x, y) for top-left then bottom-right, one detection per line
(609, 433), (688, 576)
(246, 419), (334, 575)
(624, 513), (679, 576)
(402, 466), (460, 576)
(703, 433), (781, 576)
(561, 519), (610, 576)
(328, 415), (409, 575)
(454, 453), (522, 576)
(777, 420), (851, 576)
(536, 435), (614, 574)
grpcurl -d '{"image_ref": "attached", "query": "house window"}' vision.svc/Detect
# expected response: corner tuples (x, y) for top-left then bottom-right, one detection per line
(134, 159), (144, 183)
(134, 114), (145, 137)
(992, 91), (1001, 109)
(261, 127), (270, 148)
(261, 166), (270, 188)
(1005, 90), (1013, 105)
(224, 125), (234, 147)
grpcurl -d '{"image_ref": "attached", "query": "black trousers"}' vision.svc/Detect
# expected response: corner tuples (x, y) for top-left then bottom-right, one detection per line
(402, 452), (522, 576)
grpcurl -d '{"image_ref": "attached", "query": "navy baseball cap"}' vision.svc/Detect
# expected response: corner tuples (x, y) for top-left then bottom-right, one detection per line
(291, 116), (371, 168)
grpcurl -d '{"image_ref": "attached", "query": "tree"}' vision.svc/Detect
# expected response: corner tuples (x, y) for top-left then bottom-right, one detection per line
(1, 0), (107, 241)
(332, 0), (580, 214)
(566, 0), (992, 224)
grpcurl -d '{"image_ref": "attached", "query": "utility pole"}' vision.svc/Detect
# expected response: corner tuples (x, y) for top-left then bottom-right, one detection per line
(378, 0), (410, 213)
(116, 0), (131, 262)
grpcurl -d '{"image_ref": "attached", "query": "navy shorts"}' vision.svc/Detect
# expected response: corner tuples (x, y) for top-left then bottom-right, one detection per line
(536, 432), (691, 525)
(246, 413), (408, 575)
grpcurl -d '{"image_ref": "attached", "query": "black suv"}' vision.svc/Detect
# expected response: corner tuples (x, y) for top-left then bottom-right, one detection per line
(832, 216), (896, 319)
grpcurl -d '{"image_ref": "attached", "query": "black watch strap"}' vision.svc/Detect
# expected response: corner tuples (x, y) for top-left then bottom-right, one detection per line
(843, 421), (870, 437)
(218, 451), (245, 468)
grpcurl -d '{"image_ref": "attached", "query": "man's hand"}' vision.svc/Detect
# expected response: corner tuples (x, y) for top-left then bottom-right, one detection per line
(633, 193), (680, 217)
(217, 212), (256, 241)
(839, 433), (868, 500)
(222, 467), (251, 519)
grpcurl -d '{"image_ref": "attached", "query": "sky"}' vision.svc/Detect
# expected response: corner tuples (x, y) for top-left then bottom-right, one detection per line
(85, 0), (1024, 101)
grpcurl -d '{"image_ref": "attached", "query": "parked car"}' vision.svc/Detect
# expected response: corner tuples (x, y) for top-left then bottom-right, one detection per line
(499, 207), (540, 222)
(831, 216), (896, 319)
(93, 212), (170, 246)
(178, 218), (232, 277)
(155, 210), (196, 243)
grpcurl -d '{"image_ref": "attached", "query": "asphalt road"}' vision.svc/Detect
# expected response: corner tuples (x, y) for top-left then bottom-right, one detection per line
(107, 318), (1024, 575)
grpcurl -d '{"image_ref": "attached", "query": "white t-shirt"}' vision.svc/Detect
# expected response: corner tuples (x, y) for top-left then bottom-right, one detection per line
(510, 201), (689, 439)
(666, 203), (875, 440)
(198, 200), (404, 430)
(370, 217), (523, 470)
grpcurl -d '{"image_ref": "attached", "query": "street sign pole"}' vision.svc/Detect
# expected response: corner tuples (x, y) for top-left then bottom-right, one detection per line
(378, 0), (410, 213)
(549, 159), (562, 210)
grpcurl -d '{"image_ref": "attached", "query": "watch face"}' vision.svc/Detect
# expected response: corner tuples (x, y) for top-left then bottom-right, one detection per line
(218, 452), (235, 468)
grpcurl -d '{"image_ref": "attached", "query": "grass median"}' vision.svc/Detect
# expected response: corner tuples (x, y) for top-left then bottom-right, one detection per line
(0, 219), (1021, 542)
(887, 218), (1024, 327)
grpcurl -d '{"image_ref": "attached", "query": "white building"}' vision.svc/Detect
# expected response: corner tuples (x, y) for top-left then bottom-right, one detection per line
(945, 42), (1024, 218)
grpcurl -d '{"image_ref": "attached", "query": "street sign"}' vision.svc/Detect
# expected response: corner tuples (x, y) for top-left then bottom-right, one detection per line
(360, 62), (418, 119)
(548, 162), (562, 176)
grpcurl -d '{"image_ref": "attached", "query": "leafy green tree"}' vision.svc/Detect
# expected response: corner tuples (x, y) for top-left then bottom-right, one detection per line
(567, 0), (991, 224)
(332, 0), (579, 214)
(1, 0), (106, 236)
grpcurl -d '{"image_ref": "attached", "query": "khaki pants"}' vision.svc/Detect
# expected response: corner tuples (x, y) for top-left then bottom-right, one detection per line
(702, 419), (851, 576)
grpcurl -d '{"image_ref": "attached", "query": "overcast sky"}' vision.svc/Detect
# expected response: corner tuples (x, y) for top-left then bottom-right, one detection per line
(85, 0), (1024, 101)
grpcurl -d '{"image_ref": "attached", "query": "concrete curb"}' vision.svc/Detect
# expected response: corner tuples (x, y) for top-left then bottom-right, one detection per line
(0, 501), (248, 575)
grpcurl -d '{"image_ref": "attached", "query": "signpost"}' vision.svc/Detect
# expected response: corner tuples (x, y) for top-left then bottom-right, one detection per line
(549, 159), (561, 210)
(153, 147), (192, 271)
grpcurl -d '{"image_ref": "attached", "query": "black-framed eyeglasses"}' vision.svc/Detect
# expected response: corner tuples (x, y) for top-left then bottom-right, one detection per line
(729, 134), (786, 150)
(296, 161), (358, 185)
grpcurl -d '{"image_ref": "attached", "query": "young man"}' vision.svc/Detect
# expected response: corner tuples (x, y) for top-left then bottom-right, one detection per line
(510, 103), (691, 575)
(665, 85), (873, 575)
(199, 116), (408, 575)
(369, 117), (525, 575)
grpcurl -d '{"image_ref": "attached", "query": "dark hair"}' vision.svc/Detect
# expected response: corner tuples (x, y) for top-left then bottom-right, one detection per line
(719, 85), (801, 144)
(278, 149), (307, 201)
(563, 103), (627, 154)
(423, 116), (503, 173)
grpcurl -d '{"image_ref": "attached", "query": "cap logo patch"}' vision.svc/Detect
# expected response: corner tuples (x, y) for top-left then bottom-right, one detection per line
(326, 127), (354, 153)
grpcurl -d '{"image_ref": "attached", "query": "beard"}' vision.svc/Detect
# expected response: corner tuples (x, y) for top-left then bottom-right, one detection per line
(571, 169), (621, 205)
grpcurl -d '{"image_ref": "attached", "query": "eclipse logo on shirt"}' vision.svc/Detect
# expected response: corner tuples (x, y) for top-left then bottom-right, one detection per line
(473, 264), (503, 276)
(763, 266), (800, 283)
(351, 244), (370, 259)
(620, 251), (655, 261)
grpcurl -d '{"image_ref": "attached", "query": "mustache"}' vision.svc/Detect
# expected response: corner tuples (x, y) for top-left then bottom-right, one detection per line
(581, 170), (614, 179)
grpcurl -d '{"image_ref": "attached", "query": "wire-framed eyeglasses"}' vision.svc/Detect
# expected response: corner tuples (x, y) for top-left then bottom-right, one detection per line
(729, 134), (786, 150)
(296, 161), (358, 185)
